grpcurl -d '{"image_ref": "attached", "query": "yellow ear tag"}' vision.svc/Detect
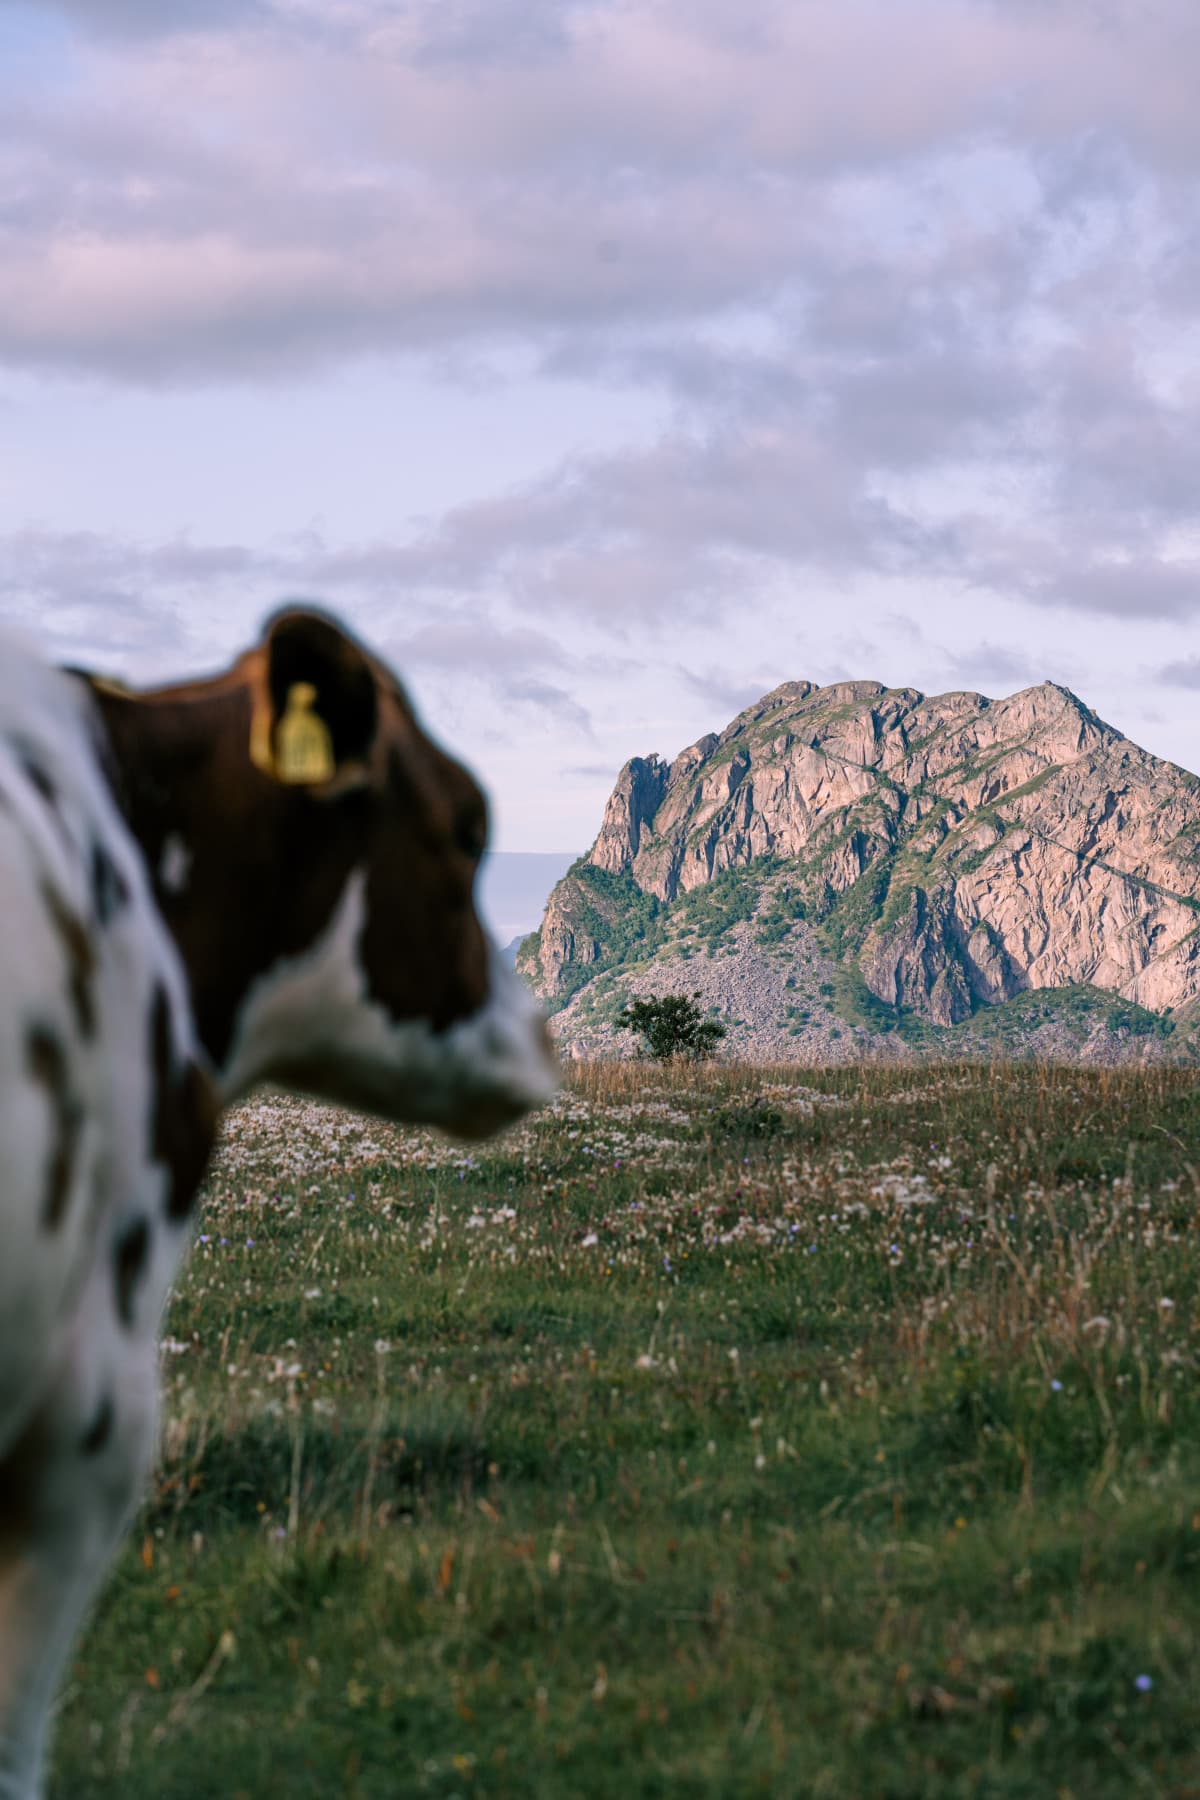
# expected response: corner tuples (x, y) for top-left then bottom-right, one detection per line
(273, 682), (336, 784)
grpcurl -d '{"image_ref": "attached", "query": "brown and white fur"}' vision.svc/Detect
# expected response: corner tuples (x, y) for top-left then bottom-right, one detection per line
(0, 608), (557, 1796)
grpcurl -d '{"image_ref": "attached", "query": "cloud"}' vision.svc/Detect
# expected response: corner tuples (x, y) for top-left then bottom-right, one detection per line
(0, 524), (603, 740)
(1, 0), (1197, 645)
(941, 640), (1041, 693)
(1044, 560), (1200, 621)
(676, 665), (783, 722)
(2, 0), (1198, 380)
(405, 0), (593, 69)
(383, 618), (572, 679)
(0, 528), (259, 667)
(35, 0), (276, 39)
(335, 420), (960, 626)
(500, 677), (592, 735)
(1156, 655), (1200, 689)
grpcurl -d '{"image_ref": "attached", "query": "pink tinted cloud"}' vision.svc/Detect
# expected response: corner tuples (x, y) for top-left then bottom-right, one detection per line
(0, 0), (1196, 381)
(2, 0), (1197, 643)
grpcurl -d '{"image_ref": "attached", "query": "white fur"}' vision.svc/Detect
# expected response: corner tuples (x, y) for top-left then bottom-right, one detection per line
(222, 869), (558, 1130)
(0, 639), (198, 1800)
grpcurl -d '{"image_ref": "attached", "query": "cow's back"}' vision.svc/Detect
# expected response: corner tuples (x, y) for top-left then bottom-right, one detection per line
(0, 638), (196, 1457)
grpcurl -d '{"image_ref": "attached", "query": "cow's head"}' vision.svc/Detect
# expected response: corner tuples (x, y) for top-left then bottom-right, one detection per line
(78, 608), (558, 1139)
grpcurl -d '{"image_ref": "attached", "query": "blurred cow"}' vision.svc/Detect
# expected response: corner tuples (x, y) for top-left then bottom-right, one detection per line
(0, 608), (557, 1797)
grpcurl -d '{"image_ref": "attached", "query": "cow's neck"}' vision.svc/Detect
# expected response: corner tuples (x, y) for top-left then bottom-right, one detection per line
(80, 677), (365, 1078)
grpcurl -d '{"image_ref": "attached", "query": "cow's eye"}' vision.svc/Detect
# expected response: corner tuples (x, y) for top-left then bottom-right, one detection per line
(456, 816), (486, 861)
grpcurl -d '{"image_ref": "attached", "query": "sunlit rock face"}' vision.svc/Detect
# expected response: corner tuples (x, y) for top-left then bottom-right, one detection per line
(521, 675), (1200, 1029)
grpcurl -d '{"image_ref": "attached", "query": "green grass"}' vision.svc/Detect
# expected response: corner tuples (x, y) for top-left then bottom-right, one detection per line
(52, 1064), (1200, 1797)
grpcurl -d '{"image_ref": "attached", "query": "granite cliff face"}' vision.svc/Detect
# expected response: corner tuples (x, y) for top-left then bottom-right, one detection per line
(520, 678), (1200, 1050)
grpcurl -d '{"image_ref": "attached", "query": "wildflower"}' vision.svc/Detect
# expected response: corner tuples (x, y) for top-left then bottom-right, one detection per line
(1135, 1674), (1153, 1693)
(1050, 1379), (1063, 1393)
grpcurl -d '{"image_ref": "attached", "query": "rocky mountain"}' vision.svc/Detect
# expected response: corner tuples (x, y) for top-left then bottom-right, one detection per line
(518, 678), (1200, 1060)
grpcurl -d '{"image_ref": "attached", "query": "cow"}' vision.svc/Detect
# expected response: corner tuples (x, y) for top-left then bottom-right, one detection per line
(0, 607), (558, 1798)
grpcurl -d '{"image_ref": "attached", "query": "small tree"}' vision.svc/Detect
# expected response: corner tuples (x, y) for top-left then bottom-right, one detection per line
(616, 991), (727, 1062)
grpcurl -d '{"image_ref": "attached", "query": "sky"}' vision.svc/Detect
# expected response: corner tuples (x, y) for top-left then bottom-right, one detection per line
(477, 849), (576, 943)
(2, 0), (1199, 856)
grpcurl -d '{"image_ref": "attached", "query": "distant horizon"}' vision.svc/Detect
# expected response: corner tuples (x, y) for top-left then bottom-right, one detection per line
(478, 850), (581, 944)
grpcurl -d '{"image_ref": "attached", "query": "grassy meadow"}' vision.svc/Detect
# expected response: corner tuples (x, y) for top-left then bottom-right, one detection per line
(51, 1062), (1200, 1798)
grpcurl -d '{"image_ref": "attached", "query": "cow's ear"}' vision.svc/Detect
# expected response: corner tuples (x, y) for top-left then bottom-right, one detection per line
(249, 610), (379, 790)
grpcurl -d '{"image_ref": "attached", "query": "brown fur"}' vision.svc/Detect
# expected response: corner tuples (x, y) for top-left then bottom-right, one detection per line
(81, 611), (493, 1070)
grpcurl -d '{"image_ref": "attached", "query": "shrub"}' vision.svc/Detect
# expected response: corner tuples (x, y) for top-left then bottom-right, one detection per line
(616, 992), (728, 1062)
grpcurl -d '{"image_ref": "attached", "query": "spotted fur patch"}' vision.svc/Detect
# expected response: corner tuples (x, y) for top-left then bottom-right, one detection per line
(149, 983), (217, 1221)
(5, 736), (78, 864)
(40, 880), (97, 1038)
(13, 746), (57, 812)
(80, 1395), (114, 1457)
(25, 1022), (82, 1231)
(113, 1217), (150, 1330)
(90, 837), (130, 925)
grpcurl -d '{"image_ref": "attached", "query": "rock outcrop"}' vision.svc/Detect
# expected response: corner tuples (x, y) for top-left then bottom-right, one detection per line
(520, 676), (1200, 1050)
